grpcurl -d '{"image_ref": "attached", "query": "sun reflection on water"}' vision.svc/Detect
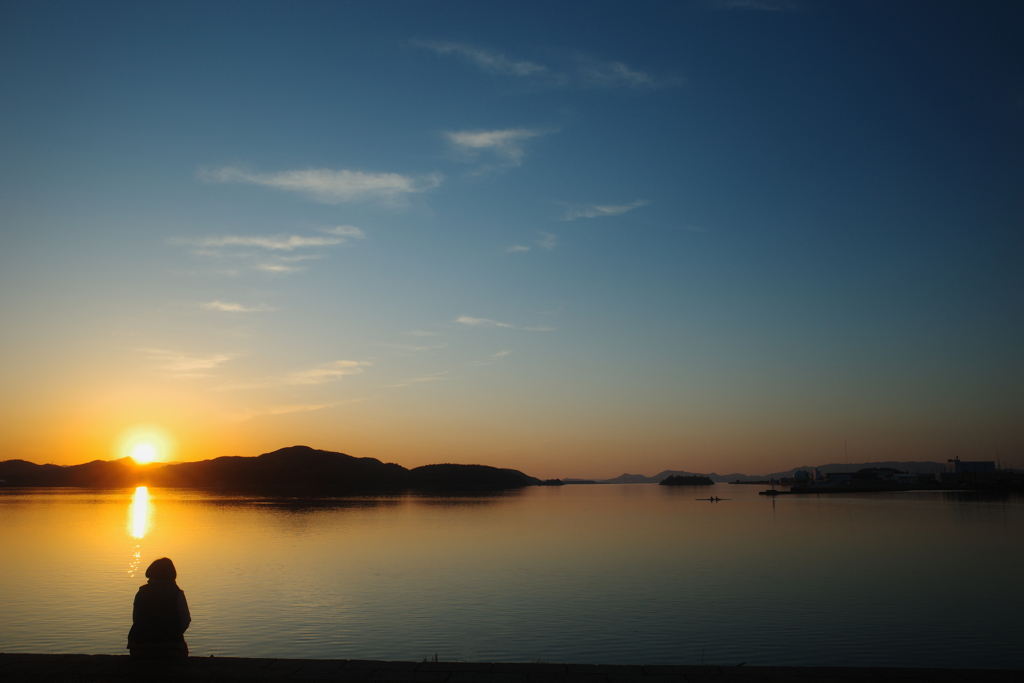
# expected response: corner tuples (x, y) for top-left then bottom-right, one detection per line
(130, 486), (151, 539)
(127, 487), (152, 576)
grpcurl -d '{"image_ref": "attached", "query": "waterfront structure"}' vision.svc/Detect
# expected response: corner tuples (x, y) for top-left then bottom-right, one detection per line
(947, 458), (996, 474)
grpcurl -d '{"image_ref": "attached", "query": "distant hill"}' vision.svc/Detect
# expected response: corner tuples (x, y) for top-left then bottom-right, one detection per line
(407, 463), (541, 491)
(595, 461), (949, 484)
(659, 475), (714, 486)
(0, 446), (542, 492)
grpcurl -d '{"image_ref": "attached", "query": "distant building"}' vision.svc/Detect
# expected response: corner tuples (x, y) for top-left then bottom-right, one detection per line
(948, 458), (996, 474)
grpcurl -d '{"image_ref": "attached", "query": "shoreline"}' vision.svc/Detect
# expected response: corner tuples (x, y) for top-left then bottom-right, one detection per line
(1, 654), (1020, 683)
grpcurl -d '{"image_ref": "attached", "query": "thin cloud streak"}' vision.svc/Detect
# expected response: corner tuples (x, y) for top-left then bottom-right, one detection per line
(286, 360), (370, 385)
(138, 348), (239, 377)
(457, 316), (515, 329)
(387, 371), (449, 389)
(198, 166), (442, 204)
(255, 263), (301, 273)
(506, 244), (531, 253)
(173, 226), (362, 275)
(200, 301), (276, 313)
(456, 316), (554, 332)
(469, 349), (513, 367)
(320, 225), (366, 239)
(574, 56), (680, 89)
(414, 41), (548, 77)
(186, 234), (342, 251)
(416, 41), (677, 90)
(447, 128), (546, 166)
(536, 232), (557, 249)
(386, 342), (449, 353)
(563, 199), (649, 221)
(219, 360), (370, 391)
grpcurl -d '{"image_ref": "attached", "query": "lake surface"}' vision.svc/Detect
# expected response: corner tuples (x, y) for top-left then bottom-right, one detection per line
(1, 484), (1022, 668)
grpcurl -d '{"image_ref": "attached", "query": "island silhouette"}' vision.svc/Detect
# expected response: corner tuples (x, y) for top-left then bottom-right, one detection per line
(0, 446), (559, 492)
(659, 475), (714, 486)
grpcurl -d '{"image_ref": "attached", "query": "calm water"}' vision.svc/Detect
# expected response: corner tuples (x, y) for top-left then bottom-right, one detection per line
(1, 484), (1022, 668)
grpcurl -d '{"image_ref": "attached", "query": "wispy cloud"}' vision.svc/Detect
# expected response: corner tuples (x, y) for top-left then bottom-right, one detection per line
(536, 232), (557, 250)
(574, 57), (679, 89)
(139, 348), (239, 378)
(416, 41), (679, 90)
(255, 263), (301, 273)
(173, 225), (364, 275)
(188, 234), (342, 251)
(387, 371), (449, 389)
(198, 166), (442, 204)
(217, 360), (370, 391)
(200, 301), (276, 313)
(507, 232), (556, 253)
(456, 316), (554, 332)
(286, 360), (370, 385)
(262, 402), (340, 415)
(386, 342), (449, 353)
(414, 41), (548, 77)
(457, 316), (516, 329)
(321, 225), (366, 239)
(446, 128), (546, 167)
(469, 349), (513, 367)
(563, 199), (649, 221)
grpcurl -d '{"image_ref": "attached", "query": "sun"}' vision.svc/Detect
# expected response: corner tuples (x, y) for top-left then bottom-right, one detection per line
(131, 443), (158, 464)
(117, 425), (174, 465)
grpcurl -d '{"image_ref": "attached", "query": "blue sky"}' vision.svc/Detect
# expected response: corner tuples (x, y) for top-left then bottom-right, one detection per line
(1, 1), (1021, 476)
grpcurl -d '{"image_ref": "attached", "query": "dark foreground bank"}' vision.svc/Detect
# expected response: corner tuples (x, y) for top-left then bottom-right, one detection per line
(1, 654), (1020, 683)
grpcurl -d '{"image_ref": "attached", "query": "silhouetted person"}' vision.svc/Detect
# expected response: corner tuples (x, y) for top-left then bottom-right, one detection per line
(127, 558), (191, 659)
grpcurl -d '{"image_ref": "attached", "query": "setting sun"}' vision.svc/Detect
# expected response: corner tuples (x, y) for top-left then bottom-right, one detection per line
(131, 444), (158, 464)
(118, 425), (174, 465)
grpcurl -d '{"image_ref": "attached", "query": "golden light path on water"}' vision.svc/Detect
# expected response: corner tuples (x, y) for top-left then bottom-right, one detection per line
(127, 486), (151, 577)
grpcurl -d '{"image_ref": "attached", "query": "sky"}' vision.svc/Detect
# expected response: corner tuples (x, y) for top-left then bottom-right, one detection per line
(1, 1), (1022, 478)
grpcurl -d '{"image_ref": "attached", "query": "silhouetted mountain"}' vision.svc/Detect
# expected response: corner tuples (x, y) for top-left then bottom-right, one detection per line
(0, 458), (142, 487)
(0, 446), (542, 492)
(659, 475), (714, 486)
(594, 461), (950, 484)
(602, 473), (657, 484)
(602, 470), (717, 484)
(148, 446), (409, 491)
(408, 463), (540, 491)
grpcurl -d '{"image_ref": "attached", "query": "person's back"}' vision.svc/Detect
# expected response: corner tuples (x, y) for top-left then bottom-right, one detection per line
(127, 557), (191, 658)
